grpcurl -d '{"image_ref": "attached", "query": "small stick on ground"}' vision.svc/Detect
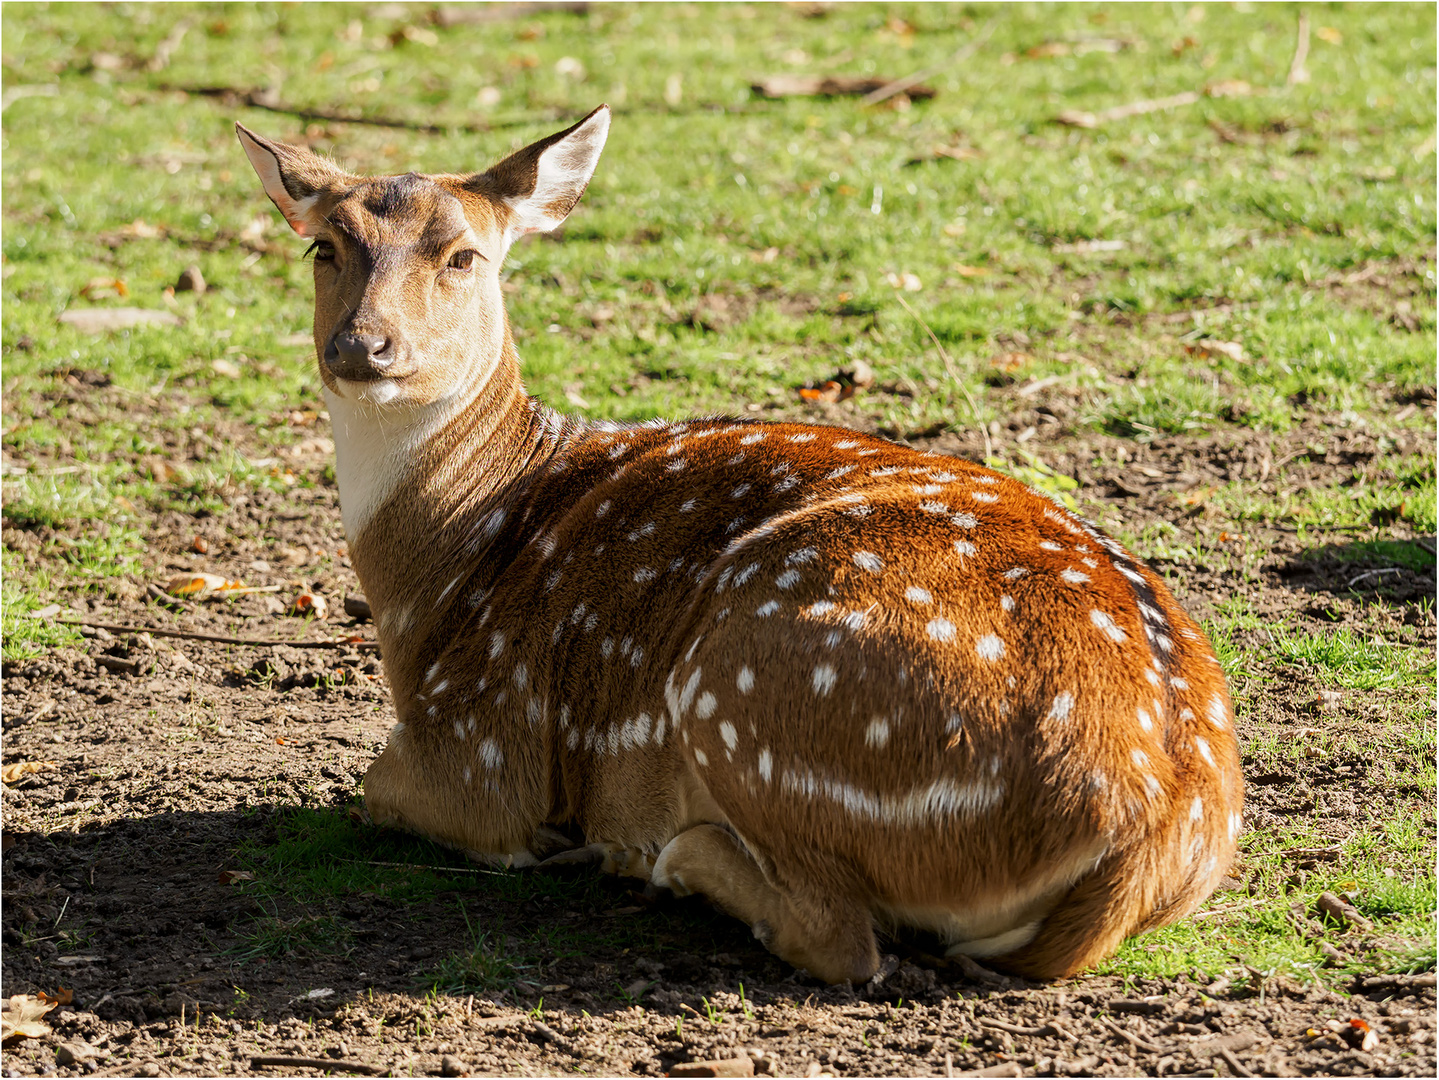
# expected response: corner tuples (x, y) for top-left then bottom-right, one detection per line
(1220, 1046), (1257, 1078)
(1100, 1017), (1169, 1054)
(893, 293), (992, 462)
(1288, 10), (1311, 86)
(862, 20), (998, 106)
(1057, 91), (1201, 129)
(53, 619), (379, 651)
(251, 1056), (381, 1075)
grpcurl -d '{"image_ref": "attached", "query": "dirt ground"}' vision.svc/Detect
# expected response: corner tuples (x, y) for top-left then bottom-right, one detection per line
(1, 370), (1435, 1078)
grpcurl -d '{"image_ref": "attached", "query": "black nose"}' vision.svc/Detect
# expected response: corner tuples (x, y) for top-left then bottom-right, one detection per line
(325, 332), (393, 378)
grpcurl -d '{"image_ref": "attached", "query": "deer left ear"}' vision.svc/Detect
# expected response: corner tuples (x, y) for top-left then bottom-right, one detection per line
(235, 123), (350, 237)
(474, 105), (610, 241)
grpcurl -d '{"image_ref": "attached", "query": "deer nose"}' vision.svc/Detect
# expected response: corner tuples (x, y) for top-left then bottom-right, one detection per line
(325, 332), (394, 378)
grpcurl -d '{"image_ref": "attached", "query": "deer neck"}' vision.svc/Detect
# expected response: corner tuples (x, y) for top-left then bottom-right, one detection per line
(326, 323), (559, 694)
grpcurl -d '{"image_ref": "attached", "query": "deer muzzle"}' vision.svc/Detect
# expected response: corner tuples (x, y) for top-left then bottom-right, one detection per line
(324, 330), (398, 382)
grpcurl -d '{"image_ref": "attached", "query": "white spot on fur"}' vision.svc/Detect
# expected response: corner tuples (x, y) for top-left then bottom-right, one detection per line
(808, 600), (836, 616)
(1195, 736), (1216, 767)
(865, 718), (890, 748)
(737, 666), (755, 693)
(758, 748), (773, 782)
(1061, 568), (1090, 584)
(1207, 695), (1228, 729)
(976, 634), (1005, 661)
(679, 669), (703, 715)
(906, 586), (933, 604)
(696, 691), (718, 720)
(776, 570), (802, 589)
(1137, 707), (1153, 732)
(1090, 609), (1127, 643)
(852, 550), (884, 573)
(812, 663), (838, 696)
(1047, 692), (1074, 722)
(719, 721), (738, 751)
(479, 737), (503, 769)
(926, 618), (956, 643)
(756, 600), (780, 616)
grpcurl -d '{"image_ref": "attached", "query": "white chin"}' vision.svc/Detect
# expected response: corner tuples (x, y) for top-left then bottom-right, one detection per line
(353, 380), (402, 405)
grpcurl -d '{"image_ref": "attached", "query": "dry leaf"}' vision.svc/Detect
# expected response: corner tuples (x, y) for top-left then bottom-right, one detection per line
(292, 593), (329, 620)
(885, 271), (923, 292)
(952, 264), (990, 277)
(1316, 26), (1342, 44)
(798, 381), (850, 404)
(1, 761), (55, 784)
(1, 994), (57, 1044)
(989, 352), (1032, 374)
(1204, 79), (1253, 99)
(165, 572), (244, 599)
(1186, 339), (1247, 362)
(36, 988), (73, 1006)
(78, 277), (129, 299)
(217, 870), (254, 886)
(58, 308), (182, 334)
(1053, 238), (1126, 254)
(751, 75), (935, 100)
(211, 358), (242, 378)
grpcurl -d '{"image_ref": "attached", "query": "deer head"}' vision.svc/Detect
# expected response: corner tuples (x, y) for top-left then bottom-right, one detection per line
(236, 106), (610, 411)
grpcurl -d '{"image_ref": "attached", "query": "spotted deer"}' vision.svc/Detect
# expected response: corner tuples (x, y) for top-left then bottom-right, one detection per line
(237, 106), (1243, 984)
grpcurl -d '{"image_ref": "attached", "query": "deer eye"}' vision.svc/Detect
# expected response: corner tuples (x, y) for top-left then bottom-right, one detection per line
(307, 240), (336, 262)
(447, 249), (478, 271)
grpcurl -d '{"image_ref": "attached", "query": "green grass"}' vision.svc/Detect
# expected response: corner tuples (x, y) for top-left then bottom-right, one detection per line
(1272, 626), (1430, 691)
(1, 0), (1433, 995)
(236, 805), (521, 904)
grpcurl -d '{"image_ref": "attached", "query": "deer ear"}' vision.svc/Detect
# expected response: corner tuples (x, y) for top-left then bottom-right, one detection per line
(476, 105), (610, 241)
(235, 123), (348, 237)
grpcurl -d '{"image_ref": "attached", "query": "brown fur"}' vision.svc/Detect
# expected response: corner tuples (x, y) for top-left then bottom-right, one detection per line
(238, 109), (1244, 983)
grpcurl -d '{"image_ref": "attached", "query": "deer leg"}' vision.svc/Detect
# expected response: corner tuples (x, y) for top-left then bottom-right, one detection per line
(651, 824), (879, 984)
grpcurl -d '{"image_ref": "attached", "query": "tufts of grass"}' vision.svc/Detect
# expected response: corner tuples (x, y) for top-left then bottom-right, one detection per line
(1269, 626), (1428, 691)
(421, 903), (531, 996)
(231, 908), (353, 964)
(1, 558), (84, 662)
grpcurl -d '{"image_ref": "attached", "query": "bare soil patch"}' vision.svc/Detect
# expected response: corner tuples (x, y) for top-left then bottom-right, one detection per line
(2, 377), (1434, 1077)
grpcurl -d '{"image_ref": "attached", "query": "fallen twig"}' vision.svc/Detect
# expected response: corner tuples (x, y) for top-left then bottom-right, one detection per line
(250, 1056), (380, 1075)
(431, 2), (589, 26)
(1347, 567), (1404, 587)
(893, 293), (992, 462)
(1099, 1017), (1169, 1054)
(1190, 896), (1269, 919)
(1058, 90), (1200, 129)
(862, 20), (998, 106)
(53, 618), (378, 651)
(163, 84), (489, 134)
(338, 857), (506, 877)
(979, 1018), (1058, 1037)
(1287, 11), (1311, 86)
(1220, 1046), (1257, 1078)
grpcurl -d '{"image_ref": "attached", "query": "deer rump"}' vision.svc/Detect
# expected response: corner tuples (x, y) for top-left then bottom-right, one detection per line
(237, 106), (1244, 984)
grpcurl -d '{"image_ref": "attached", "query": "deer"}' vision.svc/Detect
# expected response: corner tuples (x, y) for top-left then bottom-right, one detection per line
(236, 105), (1244, 985)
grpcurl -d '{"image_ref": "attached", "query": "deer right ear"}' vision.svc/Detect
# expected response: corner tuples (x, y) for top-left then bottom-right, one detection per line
(235, 123), (348, 237)
(474, 105), (610, 242)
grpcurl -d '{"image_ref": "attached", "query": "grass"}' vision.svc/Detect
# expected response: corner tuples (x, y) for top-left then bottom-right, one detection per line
(1, 0), (1433, 996)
